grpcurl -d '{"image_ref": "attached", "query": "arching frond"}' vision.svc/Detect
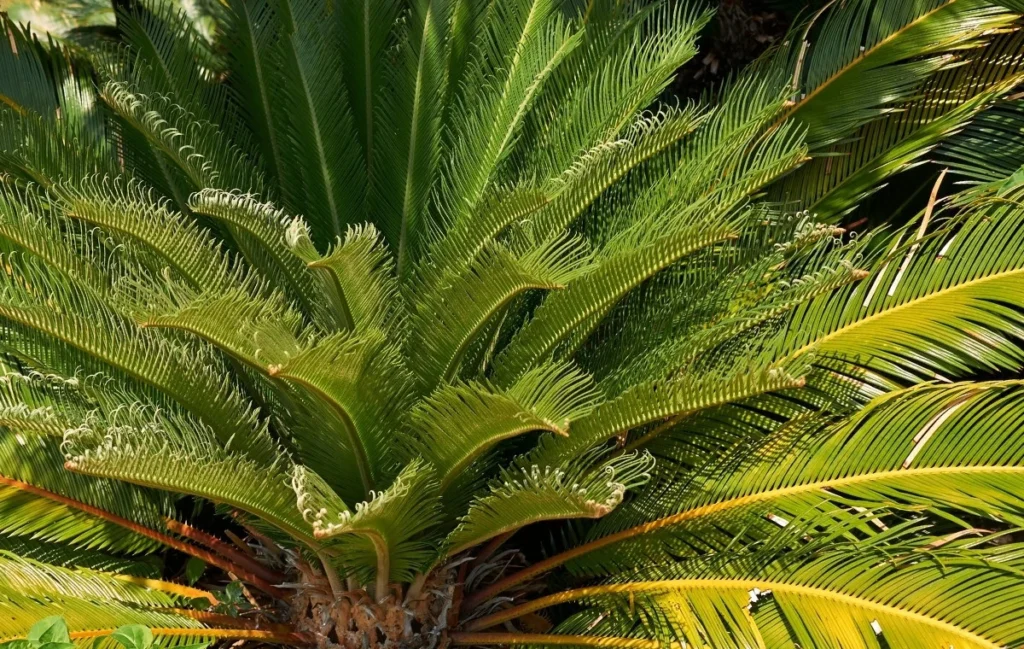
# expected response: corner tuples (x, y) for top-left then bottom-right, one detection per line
(533, 363), (809, 467)
(937, 96), (1024, 185)
(305, 224), (402, 334)
(100, 82), (263, 196)
(268, 331), (416, 491)
(0, 257), (276, 462)
(778, 0), (1018, 150)
(0, 535), (160, 577)
(412, 361), (600, 492)
(410, 235), (592, 388)
(565, 381), (1024, 577)
(446, 451), (653, 557)
(0, 432), (166, 554)
(471, 535), (1024, 649)
(778, 30), (1024, 220)
(62, 407), (314, 547)
(53, 178), (237, 291)
(187, 190), (342, 329)
(776, 186), (1024, 385)
(295, 459), (440, 592)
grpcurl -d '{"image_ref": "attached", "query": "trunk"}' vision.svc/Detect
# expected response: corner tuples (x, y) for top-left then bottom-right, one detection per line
(292, 568), (457, 649)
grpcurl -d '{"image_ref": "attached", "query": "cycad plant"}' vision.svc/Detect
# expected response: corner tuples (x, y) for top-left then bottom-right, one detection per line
(2, 0), (1024, 646)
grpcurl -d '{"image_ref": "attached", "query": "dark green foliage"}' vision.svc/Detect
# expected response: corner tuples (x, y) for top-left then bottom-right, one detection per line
(1, 0), (1024, 646)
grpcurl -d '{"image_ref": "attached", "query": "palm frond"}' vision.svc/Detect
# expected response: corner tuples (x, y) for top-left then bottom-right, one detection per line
(446, 450), (653, 557)
(263, 0), (366, 243)
(778, 0), (1018, 150)
(371, 0), (452, 277)
(776, 184), (1024, 385)
(0, 432), (166, 554)
(777, 29), (1024, 220)
(412, 361), (600, 492)
(470, 537), (1024, 649)
(304, 223), (402, 334)
(563, 381), (1024, 577)
(62, 406), (315, 547)
(268, 331), (416, 491)
(295, 459), (441, 592)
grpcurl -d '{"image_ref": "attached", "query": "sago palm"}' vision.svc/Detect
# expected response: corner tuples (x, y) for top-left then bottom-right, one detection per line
(2, 0), (1024, 646)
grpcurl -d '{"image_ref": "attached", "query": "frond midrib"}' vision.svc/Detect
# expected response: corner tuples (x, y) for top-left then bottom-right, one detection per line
(439, 419), (562, 492)
(777, 0), (963, 130)
(788, 265), (1024, 360)
(271, 368), (374, 495)
(470, 577), (1003, 648)
(464, 464), (1024, 608)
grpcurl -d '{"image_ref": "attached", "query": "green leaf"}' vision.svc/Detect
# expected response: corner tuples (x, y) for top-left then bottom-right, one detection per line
(27, 618), (69, 644)
(184, 558), (206, 586)
(447, 450), (653, 556)
(110, 625), (153, 649)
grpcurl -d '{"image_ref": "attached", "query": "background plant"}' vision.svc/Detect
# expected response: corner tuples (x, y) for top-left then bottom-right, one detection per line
(0, 0), (1024, 647)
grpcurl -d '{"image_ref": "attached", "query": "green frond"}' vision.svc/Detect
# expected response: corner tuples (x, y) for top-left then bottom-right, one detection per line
(556, 380), (1024, 580)
(492, 226), (742, 386)
(297, 459), (441, 587)
(411, 235), (593, 387)
(112, 0), (228, 123)
(0, 573), (205, 640)
(412, 361), (600, 491)
(537, 539), (1024, 649)
(52, 178), (237, 291)
(0, 257), (276, 462)
(335, 0), (402, 167)
(0, 551), (176, 607)
(269, 331), (416, 491)
(446, 450), (653, 556)
(621, 261), (870, 389)
(0, 16), (58, 118)
(419, 185), (550, 291)
(62, 406), (315, 546)
(937, 95), (1024, 186)
(100, 82), (263, 195)
(778, 30), (1024, 220)
(187, 189), (342, 329)
(517, 2), (710, 179)
(305, 223), (402, 334)
(438, 0), (582, 227)
(371, 0), (453, 277)
(0, 536), (160, 577)
(134, 285), (303, 371)
(0, 184), (112, 294)
(0, 370), (91, 438)
(532, 363), (809, 467)
(222, 0), (286, 188)
(0, 431), (166, 554)
(529, 105), (708, 242)
(776, 186), (1024, 384)
(0, 107), (116, 187)
(266, 0), (367, 243)
(494, 78), (809, 384)
(779, 0), (1018, 150)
